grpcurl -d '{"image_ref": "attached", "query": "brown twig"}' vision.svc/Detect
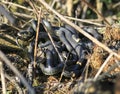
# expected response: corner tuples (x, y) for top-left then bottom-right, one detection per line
(84, 59), (90, 81)
(38, 0), (120, 59)
(0, 61), (6, 94)
(112, 2), (120, 8)
(65, 16), (105, 26)
(27, 0), (39, 18)
(13, 12), (34, 19)
(94, 53), (113, 80)
(66, 0), (73, 16)
(34, 9), (41, 68)
(82, 0), (111, 26)
(59, 53), (70, 82)
(27, 0), (42, 68)
(5, 74), (23, 94)
(96, 0), (103, 19)
(1, 1), (33, 12)
(51, 0), (57, 8)
(81, 0), (90, 19)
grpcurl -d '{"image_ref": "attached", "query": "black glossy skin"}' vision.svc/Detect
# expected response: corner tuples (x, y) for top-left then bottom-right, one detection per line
(16, 19), (102, 77)
(40, 61), (64, 75)
(54, 27), (85, 62)
(64, 24), (79, 39)
(39, 41), (60, 63)
(56, 29), (75, 54)
(82, 27), (102, 41)
(1, 4), (102, 78)
(39, 41), (64, 75)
